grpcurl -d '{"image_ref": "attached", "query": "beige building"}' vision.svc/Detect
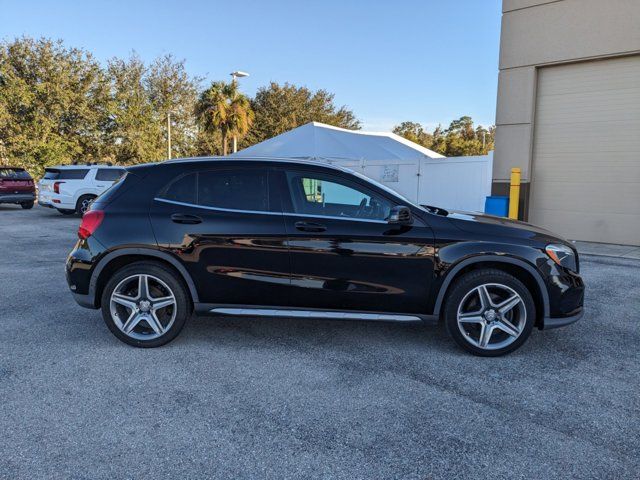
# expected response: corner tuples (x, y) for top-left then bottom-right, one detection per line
(494, 0), (640, 246)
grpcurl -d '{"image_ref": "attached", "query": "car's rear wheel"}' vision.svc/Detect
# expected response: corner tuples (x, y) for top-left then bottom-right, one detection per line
(76, 195), (96, 215)
(100, 262), (190, 347)
(20, 201), (34, 209)
(444, 269), (535, 356)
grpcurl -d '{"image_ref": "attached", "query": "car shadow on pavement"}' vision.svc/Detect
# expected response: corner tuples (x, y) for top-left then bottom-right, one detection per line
(180, 314), (455, 354)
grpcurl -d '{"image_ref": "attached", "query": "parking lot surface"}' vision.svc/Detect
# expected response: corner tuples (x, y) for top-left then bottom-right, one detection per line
(1, 204), (639, 479)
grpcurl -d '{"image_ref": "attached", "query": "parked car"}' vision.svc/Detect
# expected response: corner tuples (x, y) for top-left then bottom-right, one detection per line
(38, 164), (126, 215)
(66, 157), (584, 356)
(0, 167), (35, 209)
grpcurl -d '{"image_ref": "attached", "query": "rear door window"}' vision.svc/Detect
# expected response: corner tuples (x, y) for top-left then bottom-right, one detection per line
(198, 169), (268, 212)
(159, 173), (197, 205)
(96, 169), (125, 182)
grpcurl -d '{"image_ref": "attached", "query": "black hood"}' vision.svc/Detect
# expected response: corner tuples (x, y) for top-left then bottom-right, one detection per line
(443, 210), (571, 246)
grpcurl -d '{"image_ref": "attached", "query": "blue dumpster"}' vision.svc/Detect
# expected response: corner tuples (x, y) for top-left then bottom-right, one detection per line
(484, 195), (509, 217)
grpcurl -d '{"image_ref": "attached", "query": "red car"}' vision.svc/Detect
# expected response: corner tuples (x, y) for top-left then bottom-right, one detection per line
(0, 167), (35, 209)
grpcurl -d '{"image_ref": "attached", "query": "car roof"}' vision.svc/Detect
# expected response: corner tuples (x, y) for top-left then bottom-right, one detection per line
(161, 156), (350, 173)
(45, 165), (124, 170)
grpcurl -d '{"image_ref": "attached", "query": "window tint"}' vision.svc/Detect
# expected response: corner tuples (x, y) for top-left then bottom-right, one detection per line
(96, 168), (125, 182)
(161, 173), (197, 205)
(43, 169), (60, 180)
(0, 168), (30, 179)
(198, 169), (268, 211)
(44, 169), (88, 180)
(286, 171), (392, 220)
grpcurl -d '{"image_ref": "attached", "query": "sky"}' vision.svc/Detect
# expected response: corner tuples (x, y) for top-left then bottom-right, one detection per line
(1, 0), (502, 131)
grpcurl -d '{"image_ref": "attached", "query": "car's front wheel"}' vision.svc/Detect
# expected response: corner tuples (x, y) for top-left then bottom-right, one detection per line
(20, 201), (34, 209)
(100, 262), (191, 347)
(444, 269), (535, 356)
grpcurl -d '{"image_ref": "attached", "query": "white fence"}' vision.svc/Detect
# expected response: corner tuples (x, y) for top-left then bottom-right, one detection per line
(331, 152), (493, 212)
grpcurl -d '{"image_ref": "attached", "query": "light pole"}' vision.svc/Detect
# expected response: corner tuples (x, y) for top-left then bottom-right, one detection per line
(167, 112), (172, 159)
(230, 70), (249, 154)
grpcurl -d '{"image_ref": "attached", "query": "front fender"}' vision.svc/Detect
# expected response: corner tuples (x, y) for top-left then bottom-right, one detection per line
(430, 243), (551, 318)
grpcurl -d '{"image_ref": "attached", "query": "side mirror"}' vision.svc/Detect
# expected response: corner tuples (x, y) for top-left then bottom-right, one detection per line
(386, 205), (413, 225)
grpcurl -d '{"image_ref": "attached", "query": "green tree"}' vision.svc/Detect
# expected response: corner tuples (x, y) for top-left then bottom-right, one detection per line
(146, 54), (200, 159)
(392, 117), (495, 157)
(105, 54), (161, 164)
(392, 121), (433, 148)
(244, 82), (360, 147)
(0, 37), (110, 176)
(195, 81), (254, 156)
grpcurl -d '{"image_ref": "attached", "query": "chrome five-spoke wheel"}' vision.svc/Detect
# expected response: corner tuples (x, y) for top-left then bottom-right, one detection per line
(456, 283), (526, 351)
(109, 274), (177, 341)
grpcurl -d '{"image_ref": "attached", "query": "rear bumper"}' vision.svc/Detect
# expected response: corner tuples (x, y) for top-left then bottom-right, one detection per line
(542, 307), (584, 330)
(0, 193), (35, 203)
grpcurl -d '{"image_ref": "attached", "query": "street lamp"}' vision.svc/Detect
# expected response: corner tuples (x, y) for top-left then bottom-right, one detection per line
(230, 71), (249, 153)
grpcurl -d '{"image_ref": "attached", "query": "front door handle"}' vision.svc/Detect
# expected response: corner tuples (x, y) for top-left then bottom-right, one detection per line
(171, 213), (202, 224)
(294, 221), (326, 232)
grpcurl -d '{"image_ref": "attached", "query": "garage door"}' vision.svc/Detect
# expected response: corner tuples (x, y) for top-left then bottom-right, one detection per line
(530, 55), (640, 246)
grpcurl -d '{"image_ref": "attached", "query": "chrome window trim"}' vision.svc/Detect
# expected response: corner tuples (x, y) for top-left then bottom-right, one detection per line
(154, 197), (389, 224)
(154, 197), (281, 216)
(283, 212), (388, 224)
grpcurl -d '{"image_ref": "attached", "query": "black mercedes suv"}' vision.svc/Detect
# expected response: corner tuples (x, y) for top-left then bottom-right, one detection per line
(66, 157), (584, 356)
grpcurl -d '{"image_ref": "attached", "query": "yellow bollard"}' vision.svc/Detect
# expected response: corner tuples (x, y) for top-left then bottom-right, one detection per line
(508, 167), (521, 220)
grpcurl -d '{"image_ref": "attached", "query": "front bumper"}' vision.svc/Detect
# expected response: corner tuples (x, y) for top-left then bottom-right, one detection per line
(0, 193), (35, 203)
(542, 307), (584, 330)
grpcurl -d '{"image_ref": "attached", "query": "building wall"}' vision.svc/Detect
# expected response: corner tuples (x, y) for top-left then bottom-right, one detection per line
(494, 0), (640, 217)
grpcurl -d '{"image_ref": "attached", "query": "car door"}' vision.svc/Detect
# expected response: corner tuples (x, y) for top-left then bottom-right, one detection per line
(149, 166), (291, 307)
(276, 166), (435, 314)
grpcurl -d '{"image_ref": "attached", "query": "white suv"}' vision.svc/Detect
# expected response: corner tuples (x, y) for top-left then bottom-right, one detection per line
(38, 165), (126, 215)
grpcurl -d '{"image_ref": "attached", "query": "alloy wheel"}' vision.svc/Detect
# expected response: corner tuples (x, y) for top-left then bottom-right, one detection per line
(109, 274), (177, 341)
(456, 283), (526, 351)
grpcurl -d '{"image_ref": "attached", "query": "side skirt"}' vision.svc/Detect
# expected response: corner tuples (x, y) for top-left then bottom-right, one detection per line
(194, 303), (437, 323)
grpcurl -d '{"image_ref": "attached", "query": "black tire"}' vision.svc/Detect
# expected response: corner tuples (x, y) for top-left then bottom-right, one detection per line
(20, 201), (34, 209)
(75, 195), (96, 216)
(443, 269), (535, 357)
(100, 261), (191, 348)
(57, 208), (76, 215)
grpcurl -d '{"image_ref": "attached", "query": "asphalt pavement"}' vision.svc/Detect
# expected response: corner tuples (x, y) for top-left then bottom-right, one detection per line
(1, 204), (638, 479)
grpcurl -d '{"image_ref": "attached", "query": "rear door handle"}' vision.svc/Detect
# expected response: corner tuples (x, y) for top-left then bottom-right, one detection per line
(171, 213), (202, 224)
(294, 221), (326, 232)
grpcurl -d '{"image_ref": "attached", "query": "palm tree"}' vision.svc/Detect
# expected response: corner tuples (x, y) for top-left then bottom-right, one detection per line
(195, 81), (254, 156)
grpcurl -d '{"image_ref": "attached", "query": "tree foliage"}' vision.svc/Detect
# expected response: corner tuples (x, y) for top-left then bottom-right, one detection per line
(0, 38), (200, 173)
(244, 82), (360, 147)
(0, 37), (109, 176)
(393, 116), (495, 156)
(195, 81), (254, 156)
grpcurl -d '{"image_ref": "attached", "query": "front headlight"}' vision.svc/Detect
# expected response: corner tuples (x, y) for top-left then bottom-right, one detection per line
(545, 244), (577, 272)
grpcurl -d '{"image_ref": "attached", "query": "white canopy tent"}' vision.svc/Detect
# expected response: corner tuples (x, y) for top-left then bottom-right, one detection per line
(232, 122), (492, 212)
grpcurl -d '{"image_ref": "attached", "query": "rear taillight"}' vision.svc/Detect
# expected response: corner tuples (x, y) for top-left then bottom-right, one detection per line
(78, 210), (104, 240)
(53, 181), (65, 194)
